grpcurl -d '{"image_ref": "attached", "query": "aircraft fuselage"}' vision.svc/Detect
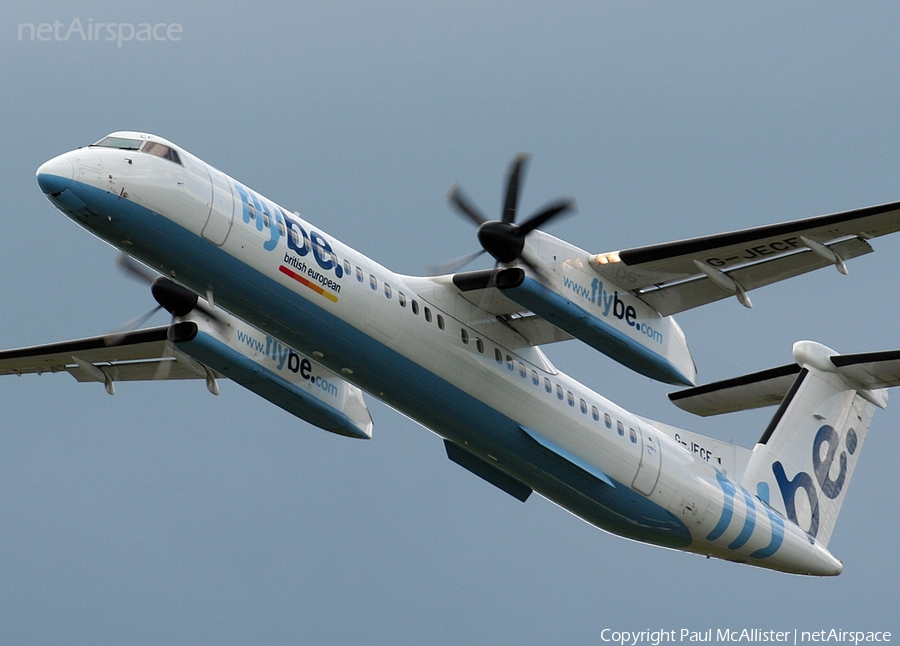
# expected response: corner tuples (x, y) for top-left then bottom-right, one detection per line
(34, 132), (843, 575)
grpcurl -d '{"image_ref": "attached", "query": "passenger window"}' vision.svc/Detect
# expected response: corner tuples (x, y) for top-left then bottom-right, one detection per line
(356, 267), (363, 282)
(556, 385), (563, 400)
(411, 300), (419, 315)
(399, 292), (407, 307)
(384, 283), (392, 299)
(604, 413), (612, 428)
(629, 429), (637, 443)
(616, 420), (624, 436)
(424, 307), (432, 323)
(262, 212), (270, 228)
(460, 328), (468, 344)
(495, 348), (503, 364)
(592, 406), (600, 422)
(531, 370), (539, 386)
(580, 399), (587, 414)
(278, 221), (286, 236)
(369, 275), (377, 290)
(437, 314), (444, 330)
(517, 362), (526, 378)
(544, 377), (552, 393)
(567, 391), (575, 407)
(476, 338), (484, 353)
(506, 355), (514, 371)
(343, 260), (351, 276)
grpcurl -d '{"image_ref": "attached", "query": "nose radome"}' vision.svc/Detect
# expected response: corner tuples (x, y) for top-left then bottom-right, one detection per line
(36, 154), (75, 195)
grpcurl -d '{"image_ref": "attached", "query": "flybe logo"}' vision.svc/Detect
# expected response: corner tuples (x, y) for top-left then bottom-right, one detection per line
(233, 182), (343, 300)
(562, 275), (664, 344)
(708, 470), (785, 559)
(236, 330), (340, 399)
(771, 424), (858, 540)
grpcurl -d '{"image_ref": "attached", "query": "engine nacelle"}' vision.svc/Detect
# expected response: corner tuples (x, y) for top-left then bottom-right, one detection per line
(172, 316), (373, 440)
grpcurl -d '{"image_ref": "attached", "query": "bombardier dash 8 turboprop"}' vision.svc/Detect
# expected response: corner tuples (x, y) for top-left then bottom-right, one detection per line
(9, 131), (900, 575)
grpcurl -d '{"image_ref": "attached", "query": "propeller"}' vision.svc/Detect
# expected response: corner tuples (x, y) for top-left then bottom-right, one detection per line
(106, 253), (225, 346)
(433, 153), (575, 277)
(105, 253), (227, 389)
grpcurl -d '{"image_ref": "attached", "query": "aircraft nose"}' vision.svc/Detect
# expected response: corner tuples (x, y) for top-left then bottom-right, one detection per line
(36, 154), (75, 195)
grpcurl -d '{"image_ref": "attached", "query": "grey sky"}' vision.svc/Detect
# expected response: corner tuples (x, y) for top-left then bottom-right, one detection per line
(2, 3), (899, 644)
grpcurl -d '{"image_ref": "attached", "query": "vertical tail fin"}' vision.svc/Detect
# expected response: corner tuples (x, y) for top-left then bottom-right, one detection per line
(740, 341), (894, 547)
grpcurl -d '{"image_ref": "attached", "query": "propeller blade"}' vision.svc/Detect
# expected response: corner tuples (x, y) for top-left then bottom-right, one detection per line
(447, 184), (488, 226)
(517, 198), (575, 236)
(427, 248), (487, 276)
(152, 335), (177, 381)
(115, 252), (158, 284)
(103, 304), (164, 346)
(502, 153), (530, 224)
(194, 299), (229, 330)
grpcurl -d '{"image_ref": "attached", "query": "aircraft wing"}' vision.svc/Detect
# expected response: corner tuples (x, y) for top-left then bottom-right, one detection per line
(0, 319), (374, 439)
(0, 325), (204, 389)
(590, 200), (900, 316)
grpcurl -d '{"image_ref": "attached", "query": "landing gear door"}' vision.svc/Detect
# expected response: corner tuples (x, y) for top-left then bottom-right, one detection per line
(632, 422), (662, 496)
(202, 165), (235, 245)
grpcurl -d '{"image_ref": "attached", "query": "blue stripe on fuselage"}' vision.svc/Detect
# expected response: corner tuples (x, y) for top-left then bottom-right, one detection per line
(52, 178), (692, 549)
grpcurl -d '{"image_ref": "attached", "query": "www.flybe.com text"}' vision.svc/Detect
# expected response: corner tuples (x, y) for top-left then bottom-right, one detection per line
(562, 275), (664, 344)
(235, 329), (339, 398)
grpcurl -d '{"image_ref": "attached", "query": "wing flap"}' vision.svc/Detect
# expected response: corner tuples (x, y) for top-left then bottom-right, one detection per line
(589, 200), (900, 313)
(0, 325), (192, 377)
(636, 237), (872, 316)
(65, 360), (200, 382)
(610, 200), (900, 283)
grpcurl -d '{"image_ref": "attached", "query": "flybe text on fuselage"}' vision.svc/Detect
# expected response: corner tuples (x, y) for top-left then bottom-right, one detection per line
(233, 181), (344, 278)
(231, 181), (345, 302)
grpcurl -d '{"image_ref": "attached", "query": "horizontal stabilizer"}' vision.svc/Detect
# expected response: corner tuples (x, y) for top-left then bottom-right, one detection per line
(671, 345), (900, 417)
(829, 349), (900, 389)
(669, 364), (801, 416)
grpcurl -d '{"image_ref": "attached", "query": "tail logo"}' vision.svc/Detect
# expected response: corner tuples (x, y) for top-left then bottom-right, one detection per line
(771, 424), (857, 539)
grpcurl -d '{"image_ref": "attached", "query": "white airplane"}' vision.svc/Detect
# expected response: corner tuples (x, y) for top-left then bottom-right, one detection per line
(9, 131), (900, 575)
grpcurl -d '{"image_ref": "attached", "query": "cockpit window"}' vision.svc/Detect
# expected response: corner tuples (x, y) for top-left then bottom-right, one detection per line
(93, 136), (143, 150)
(141, 141), (182, 165)
(91, 136), (183, 165)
